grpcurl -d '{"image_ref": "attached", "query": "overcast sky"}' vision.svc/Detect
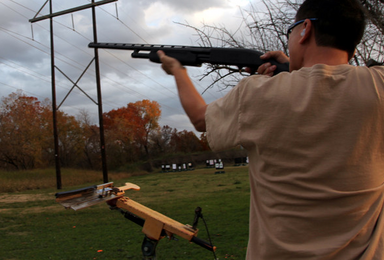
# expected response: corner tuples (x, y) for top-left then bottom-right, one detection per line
(0, 0), (257, 132)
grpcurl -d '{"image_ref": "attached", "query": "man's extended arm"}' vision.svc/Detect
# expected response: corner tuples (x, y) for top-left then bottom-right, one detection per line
(158, 50), (207, 132)
(157, 50), (290, 132)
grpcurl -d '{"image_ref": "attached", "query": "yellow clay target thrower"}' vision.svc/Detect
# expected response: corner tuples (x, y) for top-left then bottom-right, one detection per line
(55, 182), (217, 260)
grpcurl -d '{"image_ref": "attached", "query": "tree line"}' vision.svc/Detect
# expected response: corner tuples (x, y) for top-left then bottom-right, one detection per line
(0, 91), (210, 171)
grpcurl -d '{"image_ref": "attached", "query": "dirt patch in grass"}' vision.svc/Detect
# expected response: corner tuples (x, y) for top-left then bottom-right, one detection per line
(7, 231), (30, 236)
(0, 193), (61, 215)
(0, 193), (54, 203)
(21, 205), (62, 214)
(1, 204), (62, 215)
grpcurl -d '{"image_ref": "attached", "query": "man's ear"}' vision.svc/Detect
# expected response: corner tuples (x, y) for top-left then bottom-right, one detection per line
(298, 19), (313, 44)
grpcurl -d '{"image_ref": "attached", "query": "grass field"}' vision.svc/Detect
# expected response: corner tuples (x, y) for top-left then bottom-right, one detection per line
(0, 166), (250, 260)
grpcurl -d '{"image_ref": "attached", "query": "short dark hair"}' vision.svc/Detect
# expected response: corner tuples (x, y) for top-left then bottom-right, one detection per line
(296, 0), (366, 60)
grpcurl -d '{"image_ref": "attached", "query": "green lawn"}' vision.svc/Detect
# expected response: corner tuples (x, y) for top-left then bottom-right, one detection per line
(0, 167), (250, 260)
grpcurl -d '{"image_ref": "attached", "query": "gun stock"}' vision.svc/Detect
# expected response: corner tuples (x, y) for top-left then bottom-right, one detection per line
(88, 42), (289, 74)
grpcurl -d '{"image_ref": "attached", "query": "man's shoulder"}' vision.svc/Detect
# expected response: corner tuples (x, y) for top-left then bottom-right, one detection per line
(293, 64), (384, 79)
(351, 64), (384, 81)
(368, 64), (384, 74)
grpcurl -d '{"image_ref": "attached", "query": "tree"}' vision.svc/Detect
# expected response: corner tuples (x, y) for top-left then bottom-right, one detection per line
(76, 109), (101, 169)
(169, 129), (203, 153)
(103, 99), (161, 170)
(199, 132), (211, 151)
(184, 0), (384, 91)
(150, 125), (174, 155)
(56, 112), (84, 167)
(360, 0), (384, 34)
(0, 91), (88, 170)
(130, 100), (161, 160)
(0, 91), (52, 169)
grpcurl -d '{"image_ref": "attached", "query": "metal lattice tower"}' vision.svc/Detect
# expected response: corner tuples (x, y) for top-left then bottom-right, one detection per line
(29, 0), (118, 189)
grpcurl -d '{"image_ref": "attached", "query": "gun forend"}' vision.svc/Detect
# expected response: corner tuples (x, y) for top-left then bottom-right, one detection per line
(88, 42), (289, 74)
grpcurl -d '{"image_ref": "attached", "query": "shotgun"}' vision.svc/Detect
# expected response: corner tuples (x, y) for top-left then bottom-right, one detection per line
(88, 42), (290, 74)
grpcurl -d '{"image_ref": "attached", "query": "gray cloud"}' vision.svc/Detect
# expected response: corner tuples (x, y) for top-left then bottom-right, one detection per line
(0, 0), (250, 132)
(122, 0), (227, 14)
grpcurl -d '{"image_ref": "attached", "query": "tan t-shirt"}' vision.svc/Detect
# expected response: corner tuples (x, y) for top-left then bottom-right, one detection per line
(206, 64), (384, 259)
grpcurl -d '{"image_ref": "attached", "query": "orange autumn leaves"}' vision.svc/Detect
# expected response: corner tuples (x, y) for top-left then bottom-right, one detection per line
(0, 91), (208, 170)
(103, 100), (161, 165)
(103, 99), (161, 147)
(0, 92), (162, 170)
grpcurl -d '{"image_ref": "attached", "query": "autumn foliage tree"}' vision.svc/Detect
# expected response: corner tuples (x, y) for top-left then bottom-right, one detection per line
(0, 91), (90, 170)
(151, 125), (210, 156)
(0, 92), (210, 171)
(56, 112), (84, 168)
(151, 125), (174, 154)
(0, 91), (52, 169)
(169, 129), (204, 153)
(76, 109), (101, 169)
(103, 99), (161, 169)
(131, 100), (161, 159)
(103, 100), (212, 170)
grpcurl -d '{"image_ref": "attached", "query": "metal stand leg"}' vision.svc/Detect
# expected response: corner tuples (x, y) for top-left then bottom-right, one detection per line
(142, 236), (158, 260)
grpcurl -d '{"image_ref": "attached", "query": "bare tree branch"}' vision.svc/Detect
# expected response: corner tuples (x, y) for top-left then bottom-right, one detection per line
(178, 0), (383, 91)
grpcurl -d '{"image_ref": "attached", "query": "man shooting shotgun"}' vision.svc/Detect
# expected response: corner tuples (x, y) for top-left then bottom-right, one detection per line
(87, 1), (384, 258)
(157, 0), (384, 259)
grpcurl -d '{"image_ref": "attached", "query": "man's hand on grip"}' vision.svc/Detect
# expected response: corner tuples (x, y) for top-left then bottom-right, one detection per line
(257, 51), (290, 76)
(158, 50), (185, 75)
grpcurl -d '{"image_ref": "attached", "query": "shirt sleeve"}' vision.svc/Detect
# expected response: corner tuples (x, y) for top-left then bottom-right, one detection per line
(205, 81), (243, 151)
(204, 73), (286, 151)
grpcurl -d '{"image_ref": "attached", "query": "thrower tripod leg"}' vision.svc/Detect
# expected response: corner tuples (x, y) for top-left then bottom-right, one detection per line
(142, 236), (158, 260)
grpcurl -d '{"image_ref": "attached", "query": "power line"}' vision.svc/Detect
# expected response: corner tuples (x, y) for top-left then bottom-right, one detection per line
(1, 1), (182, 106)
(88, 1), (150, 43)
(0, 31), (187, 128)
(8, 0), (37, 13)
(0, 25), (182, 118)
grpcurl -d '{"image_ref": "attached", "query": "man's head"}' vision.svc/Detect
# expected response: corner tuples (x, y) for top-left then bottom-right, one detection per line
(295, 0), (366, 60)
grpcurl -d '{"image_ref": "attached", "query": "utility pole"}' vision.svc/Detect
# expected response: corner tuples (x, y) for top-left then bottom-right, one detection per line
(91, 0), (109, 183)
(30, 0), (117, 189)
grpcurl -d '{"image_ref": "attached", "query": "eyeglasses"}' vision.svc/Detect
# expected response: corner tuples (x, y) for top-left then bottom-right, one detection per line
(286, 18), (318, 39)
